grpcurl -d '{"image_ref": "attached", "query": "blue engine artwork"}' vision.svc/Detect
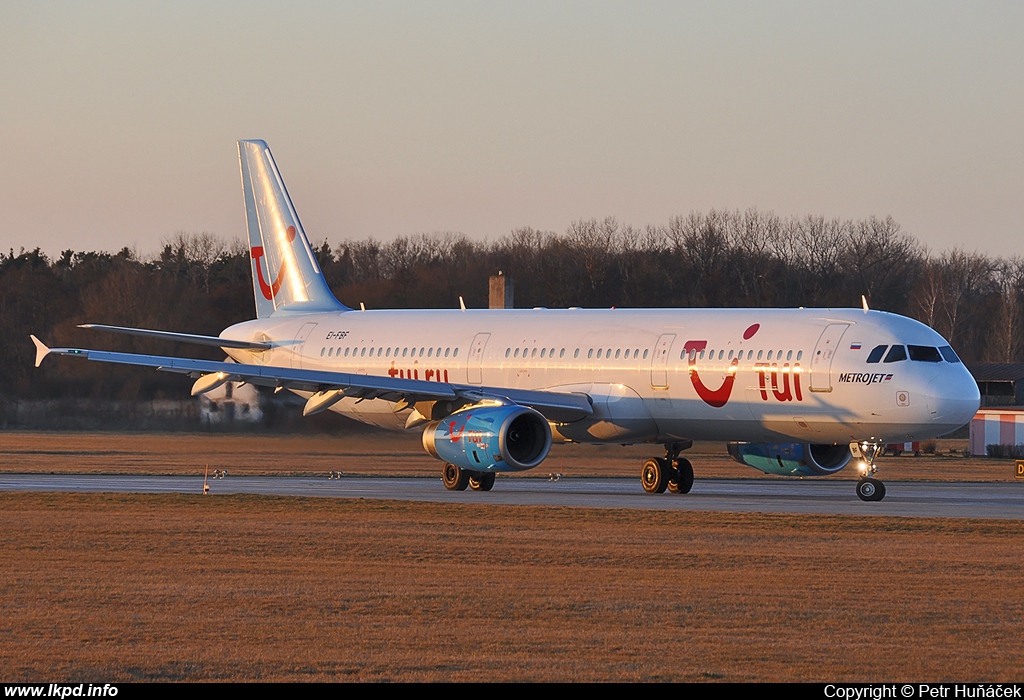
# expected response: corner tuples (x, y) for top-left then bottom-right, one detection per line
(727, 442), (853, 476)
(422, 404), (552, 472)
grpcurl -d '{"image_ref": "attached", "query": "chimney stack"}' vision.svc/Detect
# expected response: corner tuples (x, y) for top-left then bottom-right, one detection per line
(489, 272), (514, 309)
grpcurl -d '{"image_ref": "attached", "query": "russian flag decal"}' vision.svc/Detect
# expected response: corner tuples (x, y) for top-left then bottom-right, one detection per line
(850, 342), (862, 350)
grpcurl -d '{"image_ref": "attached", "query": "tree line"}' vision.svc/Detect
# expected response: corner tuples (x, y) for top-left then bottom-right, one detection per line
(4, 211), (1022, 401)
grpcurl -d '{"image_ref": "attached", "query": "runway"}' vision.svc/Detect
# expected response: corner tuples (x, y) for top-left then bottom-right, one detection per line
(1, 474), (1021, 518)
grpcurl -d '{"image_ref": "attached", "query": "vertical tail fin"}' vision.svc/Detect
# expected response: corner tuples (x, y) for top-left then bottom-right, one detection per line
(237, 139), (348, 317)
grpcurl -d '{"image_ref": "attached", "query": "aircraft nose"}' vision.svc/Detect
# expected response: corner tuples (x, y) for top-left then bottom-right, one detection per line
(926, 369), (980, 430)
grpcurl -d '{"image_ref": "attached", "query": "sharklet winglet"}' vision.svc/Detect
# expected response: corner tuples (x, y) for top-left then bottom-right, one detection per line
(30, 335), (50, 368)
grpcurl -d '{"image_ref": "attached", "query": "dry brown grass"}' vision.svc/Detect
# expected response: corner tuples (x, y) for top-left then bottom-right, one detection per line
(1, 492), (1021, 682)
(0, 431), (1016, 482)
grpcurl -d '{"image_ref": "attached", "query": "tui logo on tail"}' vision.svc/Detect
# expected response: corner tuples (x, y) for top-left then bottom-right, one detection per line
(250, 226), (297, 300)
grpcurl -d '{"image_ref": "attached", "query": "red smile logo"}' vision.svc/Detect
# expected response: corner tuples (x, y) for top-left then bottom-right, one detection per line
(683, 323), (759, 408)
(250, 226), (297, 300)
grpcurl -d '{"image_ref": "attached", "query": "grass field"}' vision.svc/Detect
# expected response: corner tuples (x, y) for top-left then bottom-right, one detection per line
(0, 431), (1014, 482)
(1, 493), (1021, 682)
(1, 431), (1021, 682)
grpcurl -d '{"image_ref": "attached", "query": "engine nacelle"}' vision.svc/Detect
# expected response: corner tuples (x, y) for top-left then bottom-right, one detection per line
(423, 405), (552, 472)
(727, 442), (852, 476)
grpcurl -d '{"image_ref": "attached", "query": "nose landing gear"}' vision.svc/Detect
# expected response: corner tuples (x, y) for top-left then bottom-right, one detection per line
(853, 441), (886, 502)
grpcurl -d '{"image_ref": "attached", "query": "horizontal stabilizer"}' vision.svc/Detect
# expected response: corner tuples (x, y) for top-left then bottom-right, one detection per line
(79, 324), (271, 351)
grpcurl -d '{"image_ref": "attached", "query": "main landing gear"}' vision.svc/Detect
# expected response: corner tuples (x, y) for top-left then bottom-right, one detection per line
(442, 462), (495, 492)
(853, 442), (886, 502)
(641, 442), (694, 495)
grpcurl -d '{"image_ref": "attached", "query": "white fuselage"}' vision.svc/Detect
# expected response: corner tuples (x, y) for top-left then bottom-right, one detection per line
(221, 306), (979, 446)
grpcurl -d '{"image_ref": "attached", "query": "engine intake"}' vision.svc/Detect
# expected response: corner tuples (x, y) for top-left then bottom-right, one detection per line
(727, 442), (852, 476)
(423, 404), (552, 472)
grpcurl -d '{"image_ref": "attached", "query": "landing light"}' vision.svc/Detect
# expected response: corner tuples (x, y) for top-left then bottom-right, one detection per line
(856, 460), (870, 476)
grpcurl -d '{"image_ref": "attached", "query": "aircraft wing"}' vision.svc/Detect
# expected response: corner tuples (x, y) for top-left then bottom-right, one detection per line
(30, 336), (593, 423)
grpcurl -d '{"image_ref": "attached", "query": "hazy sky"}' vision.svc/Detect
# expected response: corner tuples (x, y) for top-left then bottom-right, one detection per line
(2, 1), (1022, 259)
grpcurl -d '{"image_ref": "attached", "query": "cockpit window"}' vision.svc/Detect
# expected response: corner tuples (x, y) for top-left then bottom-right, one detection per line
(908, 345), (943, 363)
(866, 345), (887, 364)
(938, 346), (961, 364)
(883, 345), (907, 363)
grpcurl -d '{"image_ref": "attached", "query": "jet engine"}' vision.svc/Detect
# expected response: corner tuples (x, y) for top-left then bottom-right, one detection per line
(727, 442), (852, 476)
(423, 405), (552, 472)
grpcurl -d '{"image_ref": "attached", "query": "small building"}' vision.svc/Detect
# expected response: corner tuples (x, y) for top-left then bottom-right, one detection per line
(198, 381), (263, 425)
(966, 363), (1024, 407)
(969, 408), (1024, 457)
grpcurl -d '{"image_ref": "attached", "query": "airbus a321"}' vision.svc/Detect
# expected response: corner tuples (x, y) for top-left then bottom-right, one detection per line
(31, 140), (980, 501)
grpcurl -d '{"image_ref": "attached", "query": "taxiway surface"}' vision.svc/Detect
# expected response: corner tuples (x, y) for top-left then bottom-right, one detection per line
(1, 474), (1020, 518)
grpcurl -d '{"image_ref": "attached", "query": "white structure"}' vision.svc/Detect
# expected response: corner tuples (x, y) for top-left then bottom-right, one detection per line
(969, 408), (1024, 456)
(198, 381), (262, 425)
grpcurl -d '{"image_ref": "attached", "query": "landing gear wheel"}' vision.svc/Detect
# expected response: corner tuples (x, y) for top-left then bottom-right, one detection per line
(469, 472), (495, 491)
(668, 457), (694, 494)
(856, 478), (886, 502)
(641, 457), (670, 493)
(442, 463), (470, 491)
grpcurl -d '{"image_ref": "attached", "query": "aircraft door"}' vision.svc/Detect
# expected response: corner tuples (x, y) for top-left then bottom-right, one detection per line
(809, 323), (849, 392)
(650, 333), (676, 389)
(467, 332), (490, 384)
(292, 322), (318, 369)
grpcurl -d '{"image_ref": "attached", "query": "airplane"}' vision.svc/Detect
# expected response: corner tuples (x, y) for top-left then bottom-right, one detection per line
(31, 139), (981, 501)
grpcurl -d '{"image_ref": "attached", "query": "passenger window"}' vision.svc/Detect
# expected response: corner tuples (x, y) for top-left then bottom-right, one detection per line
(938, 346), (961, 363)
(505, 348), (511, 358)
(540, 348), (546, 358)
(884, 345), (908, 363)
(514, 348), (520, 358)
(643, 349), (649, 359)
(597, 349), (603, 359)
(908, 345), (942, 362)
(560, 349), (565, 358)
(588, 349), (594, 359)
(786, 350), (793, 361)
(728, 350), (734, 360)
(532, 348), (538, 358)
(767, 351), (773, 360)
(572, 349), (578, 358)
(320, 348), (326, 357)
(797, 351), (803, 361)
(757, 350), (763, 360)
(453, 348), (459, 358)
(428, 347), (433, 358)
(866, 345), (887, 363)
(402, 348), (408, 357)
(699, 350), (705, 360)
(633, 349), (639, 359)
